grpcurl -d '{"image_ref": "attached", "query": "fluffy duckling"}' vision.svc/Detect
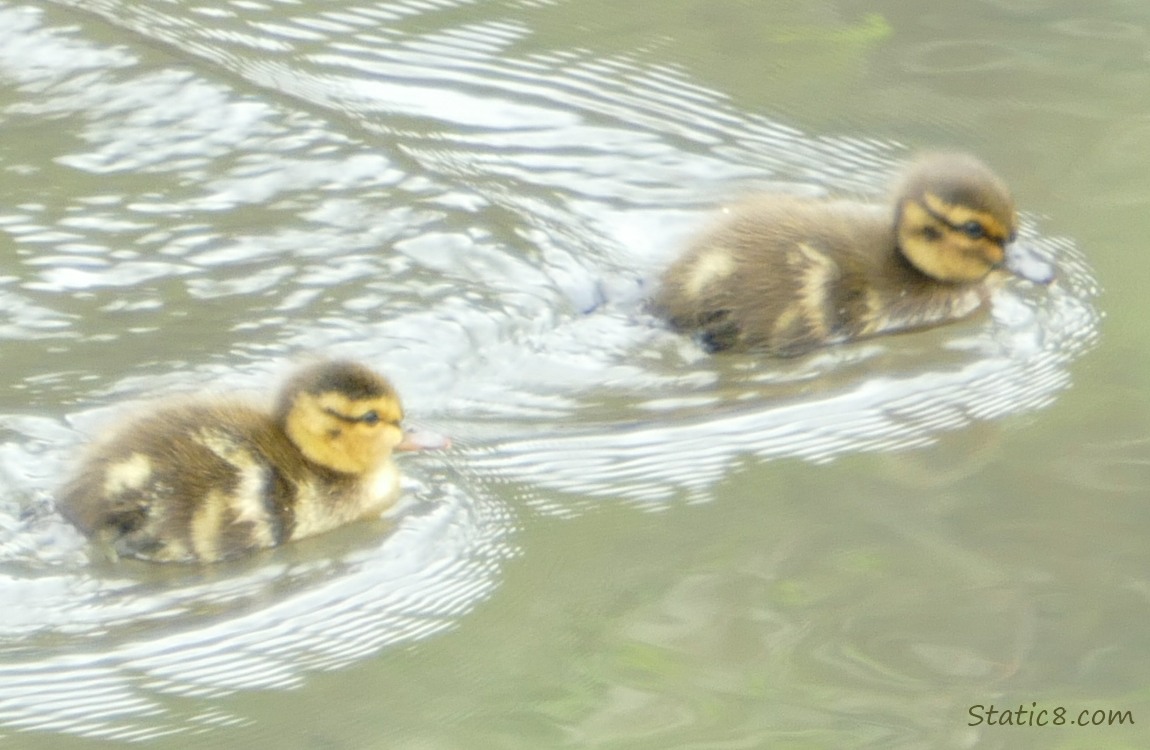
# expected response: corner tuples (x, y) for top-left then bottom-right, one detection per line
(57, 360), (436, 564)
(652, 153), (1051, 355)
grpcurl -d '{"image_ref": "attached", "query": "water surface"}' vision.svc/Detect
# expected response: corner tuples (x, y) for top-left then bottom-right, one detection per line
(0, 1), (1142, 748)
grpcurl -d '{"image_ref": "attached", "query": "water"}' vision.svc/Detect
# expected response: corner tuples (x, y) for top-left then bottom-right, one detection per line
(0, 0), (1143, 747)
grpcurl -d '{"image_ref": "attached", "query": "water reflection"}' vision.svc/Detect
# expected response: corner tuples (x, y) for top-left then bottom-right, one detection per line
(0, 0), (1104, 744)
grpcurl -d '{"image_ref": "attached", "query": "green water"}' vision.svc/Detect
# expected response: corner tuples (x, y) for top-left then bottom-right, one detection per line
(0, 1), (1144, 748)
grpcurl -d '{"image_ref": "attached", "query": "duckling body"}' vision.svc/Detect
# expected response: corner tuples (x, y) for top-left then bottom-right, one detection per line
(652, 153), (1030, 355)
(58, 361), (416, 564)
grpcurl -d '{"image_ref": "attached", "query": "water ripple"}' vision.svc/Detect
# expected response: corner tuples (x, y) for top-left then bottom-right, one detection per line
(0, 461), (515, 741)
(461, 231), (1097, 509)
(0, 0), (1104, 742)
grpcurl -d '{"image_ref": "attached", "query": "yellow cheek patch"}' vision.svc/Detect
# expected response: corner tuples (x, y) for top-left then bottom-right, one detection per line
(899, 200), (999, 283)
(287, 391), (405, 474)
(900, 200), (942, 236)
(923, 192), (1012, 241)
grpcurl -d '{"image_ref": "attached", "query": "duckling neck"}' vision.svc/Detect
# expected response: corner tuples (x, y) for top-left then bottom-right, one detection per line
(303, 456), (359, 482)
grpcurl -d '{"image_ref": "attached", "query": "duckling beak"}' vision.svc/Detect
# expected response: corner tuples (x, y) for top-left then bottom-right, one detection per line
(1003, 240), (1056, 285)
(395, 427), (451, 452)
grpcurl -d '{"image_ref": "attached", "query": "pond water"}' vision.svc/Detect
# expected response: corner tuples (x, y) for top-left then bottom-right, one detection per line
(0, 0), (1144, 747)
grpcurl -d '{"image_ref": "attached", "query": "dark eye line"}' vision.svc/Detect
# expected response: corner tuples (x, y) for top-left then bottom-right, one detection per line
(959, 220), (985, 239)
(322, 407), (399, 426)
(917, 200), (1003, 243)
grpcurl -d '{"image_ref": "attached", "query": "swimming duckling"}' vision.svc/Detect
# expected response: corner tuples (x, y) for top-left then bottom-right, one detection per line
(652, 152), (1051, 355)
(57, 360), (437, 564)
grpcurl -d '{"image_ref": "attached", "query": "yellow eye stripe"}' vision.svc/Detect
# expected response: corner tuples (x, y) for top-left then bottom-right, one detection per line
(315, 392), (403, 426)
(922, 192), (1012, 243)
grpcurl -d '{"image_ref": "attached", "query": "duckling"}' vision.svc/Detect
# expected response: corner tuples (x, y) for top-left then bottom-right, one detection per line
(57, 360), (436, 564)
(652, 152), (1051, 355)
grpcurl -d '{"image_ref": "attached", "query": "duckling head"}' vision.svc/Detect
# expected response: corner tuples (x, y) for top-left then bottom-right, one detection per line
(277, 360), (407, 475)
(893, 153), (1018, 284)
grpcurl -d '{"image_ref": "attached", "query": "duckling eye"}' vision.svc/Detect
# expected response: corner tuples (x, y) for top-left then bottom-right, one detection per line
(959, 221), (986, 240)
(359, 410), (380, 425)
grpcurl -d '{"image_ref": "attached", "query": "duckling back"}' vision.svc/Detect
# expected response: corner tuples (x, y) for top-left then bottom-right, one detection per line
(61, 403), (290, 562)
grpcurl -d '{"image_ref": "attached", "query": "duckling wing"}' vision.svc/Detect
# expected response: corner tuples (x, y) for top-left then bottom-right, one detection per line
(735, 240), (846, 355)
(655, 197), (855, 354)
(58, 403), (293, 563)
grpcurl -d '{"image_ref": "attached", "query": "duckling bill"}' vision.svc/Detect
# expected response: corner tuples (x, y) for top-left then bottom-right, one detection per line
(652, 153), (1052, 355)
(57, 361), (443, 564)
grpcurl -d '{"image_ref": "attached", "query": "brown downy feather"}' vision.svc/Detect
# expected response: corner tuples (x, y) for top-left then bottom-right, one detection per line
(57, 361), (413, 564)
(652, 153), (1027, 355)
